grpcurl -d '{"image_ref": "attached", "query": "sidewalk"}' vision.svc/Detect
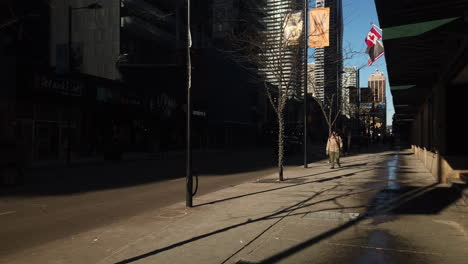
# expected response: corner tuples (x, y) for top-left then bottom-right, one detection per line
(1, 147), (467, 264)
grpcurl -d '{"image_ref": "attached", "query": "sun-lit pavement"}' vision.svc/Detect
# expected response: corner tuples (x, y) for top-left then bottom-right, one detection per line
(0, 146), (322, 259)
(1, 146), (467, 264)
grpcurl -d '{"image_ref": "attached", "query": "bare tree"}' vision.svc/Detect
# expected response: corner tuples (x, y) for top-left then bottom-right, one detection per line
(223, 1), (365, 179)
(226, 3), (305, 181)
(307, 62), (341, 137)
(307, 45), (365, 139)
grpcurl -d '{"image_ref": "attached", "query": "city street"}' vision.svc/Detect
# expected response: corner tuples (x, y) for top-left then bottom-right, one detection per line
(1, 145), (467, 264)
(0, 146), (320, 258)
(1, 0), (467, 263)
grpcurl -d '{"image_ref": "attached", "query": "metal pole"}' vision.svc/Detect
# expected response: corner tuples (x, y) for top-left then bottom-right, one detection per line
(303, 0), (308, 168)
(186, 0), (193, 207)
(67, 5), (72, 166)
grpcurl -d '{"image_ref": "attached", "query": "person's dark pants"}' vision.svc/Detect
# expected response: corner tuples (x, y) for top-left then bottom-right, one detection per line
(329, 151), (341, 168)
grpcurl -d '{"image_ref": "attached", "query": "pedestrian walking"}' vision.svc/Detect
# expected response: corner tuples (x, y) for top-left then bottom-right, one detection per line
(326, 131), (343, 169)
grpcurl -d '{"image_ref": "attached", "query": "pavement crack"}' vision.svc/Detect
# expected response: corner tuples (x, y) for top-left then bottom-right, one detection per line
(0, 211), (16, 216)
(326, 242), (444, 256)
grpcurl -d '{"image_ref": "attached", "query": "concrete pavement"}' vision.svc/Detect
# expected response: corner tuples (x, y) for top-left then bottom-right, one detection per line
(1, 147), (467, 264)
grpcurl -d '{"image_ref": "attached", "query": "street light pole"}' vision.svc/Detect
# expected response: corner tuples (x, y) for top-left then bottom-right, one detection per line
(186, 0), (193, 208)
(67, 5), (72, 166)
(303, 0), (308, 168)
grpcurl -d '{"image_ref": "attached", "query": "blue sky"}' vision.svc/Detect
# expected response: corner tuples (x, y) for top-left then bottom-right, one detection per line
(308, 0), (394, 125)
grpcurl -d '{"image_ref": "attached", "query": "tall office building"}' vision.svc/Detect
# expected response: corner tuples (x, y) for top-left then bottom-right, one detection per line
(343, 66), (358, 88)
(367, 70), (387, 135)
(313, 0), (343, 104)
(262, 0), (304, 98)
(50, 0), (121, 80)
(307, 62), (316, 95)
(368, 70), (386, 104)
(342, 66), (359, 117)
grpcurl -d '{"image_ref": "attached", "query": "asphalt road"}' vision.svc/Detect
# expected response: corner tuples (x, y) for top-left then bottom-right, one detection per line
(0, 147), (319, 258)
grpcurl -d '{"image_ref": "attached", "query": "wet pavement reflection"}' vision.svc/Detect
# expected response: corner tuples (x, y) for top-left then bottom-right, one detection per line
(386, 155), (401, 191)
(338, 150), (468, 264)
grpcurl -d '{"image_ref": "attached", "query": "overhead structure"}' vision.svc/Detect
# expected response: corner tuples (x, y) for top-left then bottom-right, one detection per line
(375, 0), (468, 182)
(375, 0), (468, 125)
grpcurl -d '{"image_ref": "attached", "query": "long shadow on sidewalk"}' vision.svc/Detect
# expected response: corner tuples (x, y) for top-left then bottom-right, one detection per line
(112, 162), (468, 264)
(247, 183), (468, 264)
(114, 184), (373, 264)
(194, 167), (373, 208)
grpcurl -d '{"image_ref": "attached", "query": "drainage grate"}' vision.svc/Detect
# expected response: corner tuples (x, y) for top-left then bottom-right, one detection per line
(305, 211), (360, 220)
(256, 178), (306, 184)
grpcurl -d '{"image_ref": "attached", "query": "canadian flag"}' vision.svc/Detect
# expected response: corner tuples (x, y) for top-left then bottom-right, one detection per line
(366, 39), (384, 65)
(365, 27), (382, 47)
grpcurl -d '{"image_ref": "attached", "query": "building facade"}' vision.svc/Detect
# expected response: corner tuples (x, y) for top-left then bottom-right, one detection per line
(307, 62), (316, 95)
(313, 0), (343, 105)
(261, 0), (304, 98)
(1, 0), (273, 169)
(50, 0), (121, 80)
(368, 70), (386, 135)
(368, 70), (386, 104)
(342, 66), (359, 117)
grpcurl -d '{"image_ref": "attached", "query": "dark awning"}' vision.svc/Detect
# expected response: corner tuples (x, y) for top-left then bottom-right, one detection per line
(375, 0), (468, 119)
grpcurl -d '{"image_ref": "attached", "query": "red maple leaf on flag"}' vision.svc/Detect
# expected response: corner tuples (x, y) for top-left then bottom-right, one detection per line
(365, 27), (382, 47)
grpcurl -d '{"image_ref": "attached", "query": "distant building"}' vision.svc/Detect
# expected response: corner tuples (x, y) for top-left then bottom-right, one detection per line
(368, 70), (386, 104)
(307, 62), (315, 95)
(313, 0), (343, 105)
(343, 66), (358, 88)
(342, 66), (359, 117)
(360, 87), (373, 105)
(368, 70), (386, 135)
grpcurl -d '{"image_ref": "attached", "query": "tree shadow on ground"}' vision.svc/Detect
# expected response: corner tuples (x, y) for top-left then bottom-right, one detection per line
(113, 184), (375, 264)
(194, 168), (369, 207)
(112, 178), (468, 264)
(241, 183), (467, 264)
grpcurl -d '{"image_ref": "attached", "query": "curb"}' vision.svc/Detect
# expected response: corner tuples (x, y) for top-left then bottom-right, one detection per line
(451, 173), (468, 205)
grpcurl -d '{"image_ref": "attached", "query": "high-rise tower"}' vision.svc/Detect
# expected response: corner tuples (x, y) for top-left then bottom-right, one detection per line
(261, 0), (304, 98)
(368, 70), (386, 104)
(313, 0), (343, 104)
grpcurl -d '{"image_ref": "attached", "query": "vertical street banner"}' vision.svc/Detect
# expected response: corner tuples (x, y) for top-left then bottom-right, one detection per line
(308, 8), (330, 47)
(284, 11), (303, 46)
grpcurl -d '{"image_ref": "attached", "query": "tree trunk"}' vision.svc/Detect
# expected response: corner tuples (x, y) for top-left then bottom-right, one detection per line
(347, 129), (352, 152)
(277, 113), (284, 181)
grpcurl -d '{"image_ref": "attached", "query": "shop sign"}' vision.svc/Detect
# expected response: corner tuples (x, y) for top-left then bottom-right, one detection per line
(35, 74), (83, 96)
